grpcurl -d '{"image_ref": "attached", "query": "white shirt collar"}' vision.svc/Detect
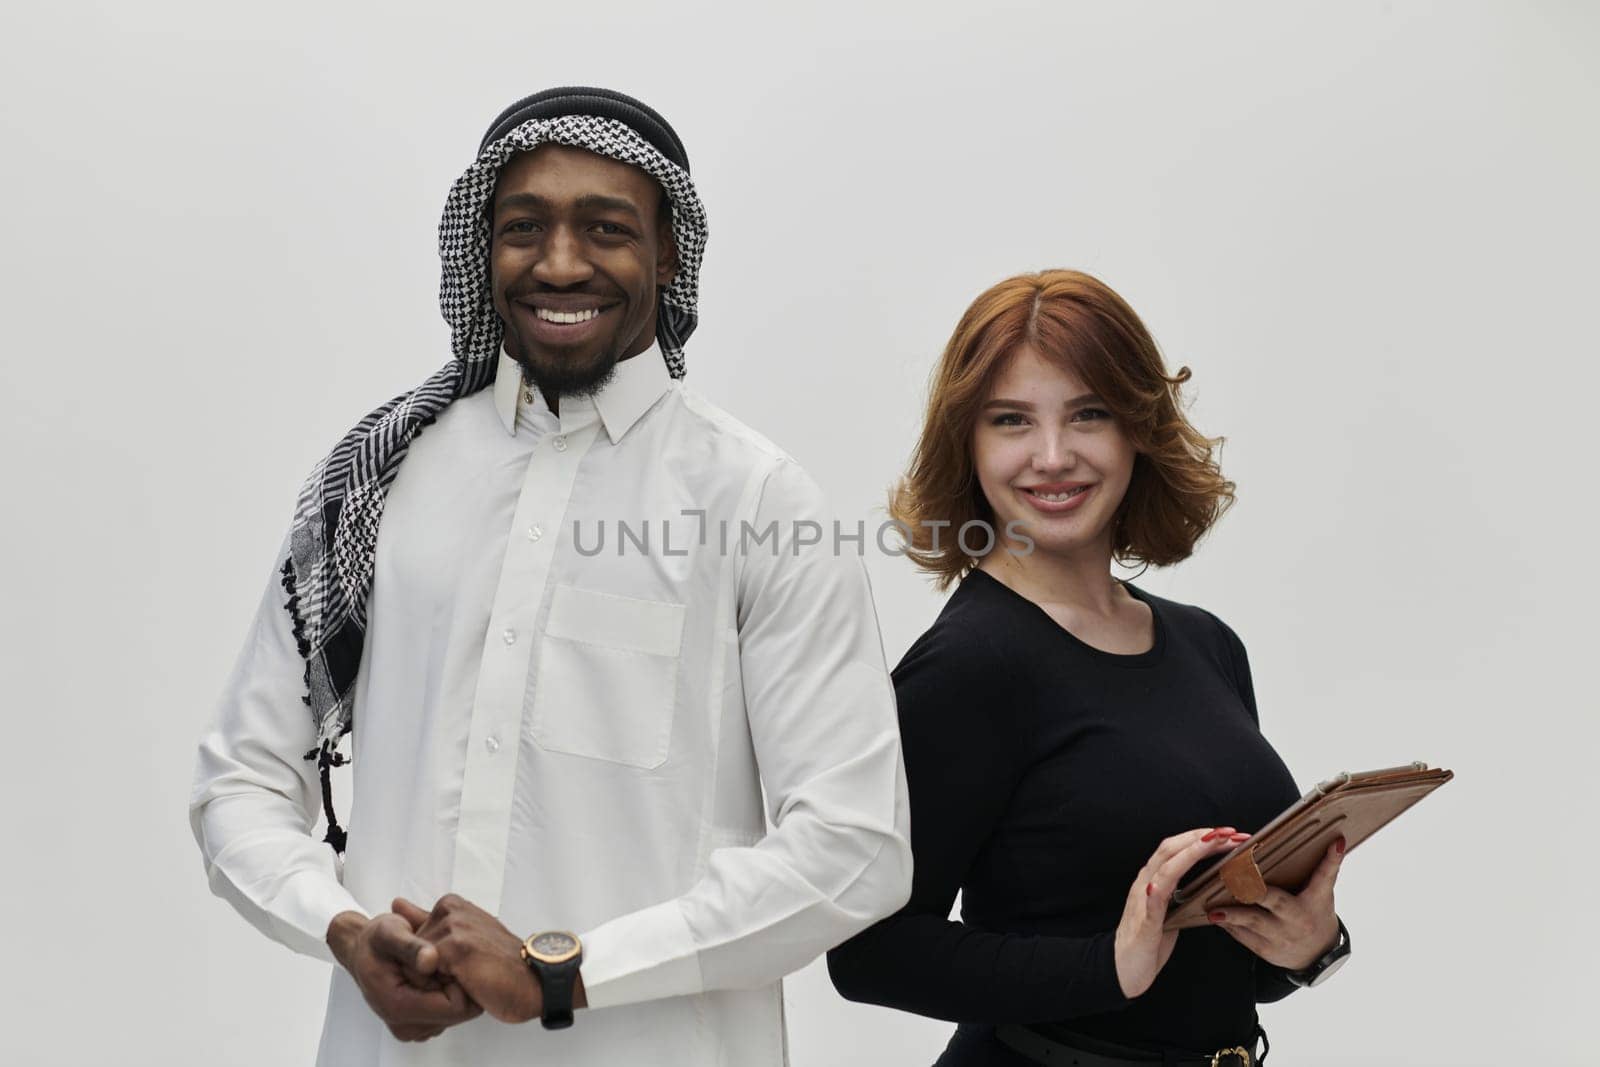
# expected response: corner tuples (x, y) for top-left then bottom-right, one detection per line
(492, 339), (672, 444)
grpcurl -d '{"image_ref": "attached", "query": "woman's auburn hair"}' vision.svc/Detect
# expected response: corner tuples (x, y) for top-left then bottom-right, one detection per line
(889, 269), (1236, 590)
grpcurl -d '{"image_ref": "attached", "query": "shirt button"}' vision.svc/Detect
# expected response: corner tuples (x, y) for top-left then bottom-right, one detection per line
(484, 735), (501, 754)
(553, 435), (568, 452)
(527, 524), (543, 542)
(502, 628), (517, 645)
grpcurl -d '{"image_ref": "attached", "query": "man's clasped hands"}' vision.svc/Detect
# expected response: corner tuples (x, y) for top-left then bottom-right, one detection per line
(325, 894), (586, 1043)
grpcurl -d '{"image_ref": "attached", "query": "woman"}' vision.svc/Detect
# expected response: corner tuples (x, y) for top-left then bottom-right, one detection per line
(827, 271), (1346, 1066)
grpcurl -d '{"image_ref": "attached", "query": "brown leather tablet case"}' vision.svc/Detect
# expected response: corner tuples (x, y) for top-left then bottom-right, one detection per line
(1163, 762), (1454, 931)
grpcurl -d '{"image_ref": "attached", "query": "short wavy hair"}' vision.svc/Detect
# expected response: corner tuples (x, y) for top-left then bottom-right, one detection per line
(889, 269), (1236, 589)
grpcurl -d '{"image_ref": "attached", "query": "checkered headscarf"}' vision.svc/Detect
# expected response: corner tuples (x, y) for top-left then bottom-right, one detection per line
(281, 89), (708, 851)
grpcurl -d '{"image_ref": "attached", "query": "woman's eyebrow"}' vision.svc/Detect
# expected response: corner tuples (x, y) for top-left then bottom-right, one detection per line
(981, 392), (1103, 410)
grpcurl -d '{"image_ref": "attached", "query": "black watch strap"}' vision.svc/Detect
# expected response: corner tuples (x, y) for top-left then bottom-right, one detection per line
(532, 957), (580, 1029)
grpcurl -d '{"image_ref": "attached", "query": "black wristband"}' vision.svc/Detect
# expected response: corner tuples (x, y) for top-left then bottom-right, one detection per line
(1286, 917), (1351, 988)
(534, 959), (578, 1029)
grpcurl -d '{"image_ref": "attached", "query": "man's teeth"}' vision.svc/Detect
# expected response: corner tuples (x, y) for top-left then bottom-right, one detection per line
(1030, 487), (1088, 502)
(534, 307), (601, 324)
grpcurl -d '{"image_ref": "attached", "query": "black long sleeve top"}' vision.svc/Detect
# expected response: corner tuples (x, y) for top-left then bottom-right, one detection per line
(828, 569), (1304, 1055)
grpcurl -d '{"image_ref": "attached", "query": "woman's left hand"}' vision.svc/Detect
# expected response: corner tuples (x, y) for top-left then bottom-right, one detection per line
(1207, 836), (1345, 971)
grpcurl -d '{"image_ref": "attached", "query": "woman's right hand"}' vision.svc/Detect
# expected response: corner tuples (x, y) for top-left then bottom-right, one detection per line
(1113, 826), (1251, 999)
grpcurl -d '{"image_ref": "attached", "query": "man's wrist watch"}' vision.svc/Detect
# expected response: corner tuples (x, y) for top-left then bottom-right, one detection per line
(520, 930), (583, 1029)
(1285, 917), (1351, 988)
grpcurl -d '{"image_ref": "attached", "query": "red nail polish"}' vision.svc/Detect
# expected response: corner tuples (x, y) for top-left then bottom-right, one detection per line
(1208, 911), (1225, 923)
(1335, 837), (1346, 854)
(1201, 831), (1219, 842)
(1146, 882), (1155, 896)
(1230, 833), (1250, 842)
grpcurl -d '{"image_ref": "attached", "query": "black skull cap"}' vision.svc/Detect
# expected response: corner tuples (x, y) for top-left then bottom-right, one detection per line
(477, 86), (691, 173)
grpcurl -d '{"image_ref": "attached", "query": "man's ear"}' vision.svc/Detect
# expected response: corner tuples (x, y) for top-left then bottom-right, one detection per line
(656, 217), (678, 288)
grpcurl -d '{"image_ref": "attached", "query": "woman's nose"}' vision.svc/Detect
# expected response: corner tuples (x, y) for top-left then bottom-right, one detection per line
(1032, 433), (1076, 472)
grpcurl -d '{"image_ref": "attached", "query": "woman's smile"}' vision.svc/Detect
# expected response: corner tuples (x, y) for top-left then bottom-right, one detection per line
(1017, 482), (1096, 514)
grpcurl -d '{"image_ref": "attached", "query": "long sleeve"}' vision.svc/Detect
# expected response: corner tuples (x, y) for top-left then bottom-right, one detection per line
(826, 619), (1129, 1023)
(188, 531), (367, 965)
(1253, 958), (1300, 1003)
(574, 457), (913, 1008)
(1210, 611), (1340, 1004)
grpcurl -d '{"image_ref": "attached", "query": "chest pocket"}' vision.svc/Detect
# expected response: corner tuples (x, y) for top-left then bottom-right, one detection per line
(532, 584), (686, 769)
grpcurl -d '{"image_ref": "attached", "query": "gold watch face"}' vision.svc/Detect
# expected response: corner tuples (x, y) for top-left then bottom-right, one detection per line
(523, 930), (581, 965)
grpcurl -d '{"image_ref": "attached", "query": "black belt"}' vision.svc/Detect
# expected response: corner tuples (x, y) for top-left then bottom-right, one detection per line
(994, 1024), (1266, 1067)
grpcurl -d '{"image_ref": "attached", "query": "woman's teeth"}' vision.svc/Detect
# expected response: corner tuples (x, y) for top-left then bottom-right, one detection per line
(534, 307), (601, 324)
(1028, 487), (1088, 502)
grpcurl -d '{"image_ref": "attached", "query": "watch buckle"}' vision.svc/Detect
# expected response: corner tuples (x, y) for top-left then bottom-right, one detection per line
(1210, 1046), (1251, 1067)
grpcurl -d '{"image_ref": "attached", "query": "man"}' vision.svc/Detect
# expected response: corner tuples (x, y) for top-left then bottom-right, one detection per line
(190, 86), (912, 1066)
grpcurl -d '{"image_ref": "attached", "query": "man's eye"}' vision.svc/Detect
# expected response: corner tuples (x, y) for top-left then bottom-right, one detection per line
(503, 220), (538, 234)
(593, 222), (630, 236)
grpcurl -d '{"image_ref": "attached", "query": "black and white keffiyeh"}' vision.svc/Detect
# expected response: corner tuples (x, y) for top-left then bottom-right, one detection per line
(281, 90), (708, 851)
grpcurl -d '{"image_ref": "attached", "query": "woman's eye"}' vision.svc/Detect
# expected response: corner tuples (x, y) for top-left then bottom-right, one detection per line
(1073, 407), (1111, 422)
(991, 412), (1027, 427)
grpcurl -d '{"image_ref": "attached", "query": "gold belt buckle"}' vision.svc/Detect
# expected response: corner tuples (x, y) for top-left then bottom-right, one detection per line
(1209, 1047), (1251, 1067)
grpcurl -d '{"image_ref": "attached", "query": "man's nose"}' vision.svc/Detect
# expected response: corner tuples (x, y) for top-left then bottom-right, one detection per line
(532, 227), (594, 287)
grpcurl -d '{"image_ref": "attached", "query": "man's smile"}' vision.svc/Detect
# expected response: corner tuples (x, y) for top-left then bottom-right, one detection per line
(535, 307), (600, 324)
(511, 297), (621, 345)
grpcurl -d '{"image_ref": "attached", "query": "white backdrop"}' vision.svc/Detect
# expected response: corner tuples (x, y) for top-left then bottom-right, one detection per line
(2, 2), (1595, 1064)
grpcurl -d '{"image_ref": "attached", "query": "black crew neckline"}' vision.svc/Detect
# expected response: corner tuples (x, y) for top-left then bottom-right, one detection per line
(965, 567), (1167, 668)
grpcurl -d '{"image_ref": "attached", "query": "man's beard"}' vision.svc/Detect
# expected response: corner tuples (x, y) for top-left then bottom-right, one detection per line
(504, 334), (621, 398)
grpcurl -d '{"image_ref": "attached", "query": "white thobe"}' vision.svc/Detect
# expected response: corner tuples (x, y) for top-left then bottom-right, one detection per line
(190, 342), (912, 1066)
